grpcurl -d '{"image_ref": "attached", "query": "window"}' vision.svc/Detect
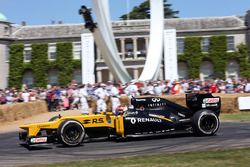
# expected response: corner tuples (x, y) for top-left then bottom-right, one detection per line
(48, 43), (57, 60)
(200, 61), (214, 81)
(23, 44), (32, 62)
(227, 36), (235, 51)
(177, 38), (184, 54)
(48, 69), (58, 86)
(73, 68), (82, 84)
(115, 39), (121, 53)
(5, 46), (9, 62)
(125, 41), (133, 51)
(137, 38), (146, 59)
(178, 62), (188, 80)
(202, 37), (210, 52)
(22, 71), (34, 88)
(226, 60), (239, 80)
(125, 39), (133, 58)
(4, 27), (9, 35)
(73, 42), (81, 60)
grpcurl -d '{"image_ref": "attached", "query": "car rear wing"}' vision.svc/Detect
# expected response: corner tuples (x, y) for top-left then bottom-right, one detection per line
(186, 93), (221, 114)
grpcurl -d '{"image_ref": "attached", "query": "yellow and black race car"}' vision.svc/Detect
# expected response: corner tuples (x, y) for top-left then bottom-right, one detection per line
(19, 93), (221, 147)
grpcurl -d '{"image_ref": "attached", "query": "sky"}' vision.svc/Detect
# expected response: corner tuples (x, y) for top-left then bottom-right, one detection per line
(0, 0), (250, 25)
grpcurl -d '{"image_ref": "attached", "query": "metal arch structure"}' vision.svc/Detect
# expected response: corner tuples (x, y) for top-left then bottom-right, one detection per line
(80, 0), (132, 84)
(138, 0), (164, 81)
(80, 0), (164, 83)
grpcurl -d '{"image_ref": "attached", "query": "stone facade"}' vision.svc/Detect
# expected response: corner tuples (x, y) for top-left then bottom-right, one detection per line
(0, 12), (250, 88)
(0, 20), (12, 89)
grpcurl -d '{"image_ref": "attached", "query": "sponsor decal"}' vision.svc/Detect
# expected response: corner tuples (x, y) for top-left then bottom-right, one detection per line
(177, 112), (185, 118)
(206, 103), (218, 107)
(179, 118), (191, 122)
(83, 118), (104, 124)
(30, 137), (47, 143)
(149, 114), (164, 118)
(202, 103), (206, 108)
(152, 98), (160, 102)
(131, 118), (136, 124)
(147, 102), (166, 107)
(135, 98), (146, 102)
(202, 103), (218, 108)
(125, 111), (138, 115)
(126, 117), (162, 124)
(203, 98), (220, 104)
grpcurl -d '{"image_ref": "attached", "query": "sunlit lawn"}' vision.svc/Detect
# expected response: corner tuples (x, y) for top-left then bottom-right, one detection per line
(220, 111), (250, 122)
(20, 148), (250, 167)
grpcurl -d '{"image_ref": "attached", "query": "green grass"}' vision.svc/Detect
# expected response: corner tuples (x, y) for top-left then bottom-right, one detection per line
(20, 148), (250, 167)
(220, 112), (250, 122)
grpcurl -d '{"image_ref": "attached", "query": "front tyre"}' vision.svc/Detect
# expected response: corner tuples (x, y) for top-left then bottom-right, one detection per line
(57, 120), (85, 146)
(193, 110), (219, 136)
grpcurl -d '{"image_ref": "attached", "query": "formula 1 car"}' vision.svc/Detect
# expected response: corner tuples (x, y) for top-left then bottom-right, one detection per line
(19, 93), (221, 147)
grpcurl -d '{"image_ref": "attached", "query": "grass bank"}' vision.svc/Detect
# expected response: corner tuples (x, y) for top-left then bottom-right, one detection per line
(220, 112), (250, 122)
(20, 147), (250, 167)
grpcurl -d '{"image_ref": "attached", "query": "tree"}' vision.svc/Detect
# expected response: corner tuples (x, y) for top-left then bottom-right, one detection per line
(120, 0), (179, 20)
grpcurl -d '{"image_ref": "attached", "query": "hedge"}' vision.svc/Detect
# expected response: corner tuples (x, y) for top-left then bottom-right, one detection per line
(178, 36), (250, 79)
(8, 44), (24, 89)
(8, 42), (81, 88)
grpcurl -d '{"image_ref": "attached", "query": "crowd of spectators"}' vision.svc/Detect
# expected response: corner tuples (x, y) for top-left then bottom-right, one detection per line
(1, 78), (250, 113)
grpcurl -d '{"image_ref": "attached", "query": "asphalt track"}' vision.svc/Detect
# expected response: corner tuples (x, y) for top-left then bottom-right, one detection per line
(1, 122), (250, 167)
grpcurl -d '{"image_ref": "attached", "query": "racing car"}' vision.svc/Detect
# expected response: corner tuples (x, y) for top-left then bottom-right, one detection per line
(19, 93), (221, 147)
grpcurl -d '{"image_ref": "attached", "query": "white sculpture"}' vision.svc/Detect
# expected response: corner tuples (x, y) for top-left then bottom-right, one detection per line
(80, 0), (165, 83)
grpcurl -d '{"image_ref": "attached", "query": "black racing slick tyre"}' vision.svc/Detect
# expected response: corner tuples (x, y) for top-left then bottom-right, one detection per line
(57, 120), (85, 147)
(192, 110), (219, 136)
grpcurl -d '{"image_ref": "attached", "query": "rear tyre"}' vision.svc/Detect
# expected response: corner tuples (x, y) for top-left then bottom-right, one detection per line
(192, 110), (219, 136)
(57, 120), (85, 146)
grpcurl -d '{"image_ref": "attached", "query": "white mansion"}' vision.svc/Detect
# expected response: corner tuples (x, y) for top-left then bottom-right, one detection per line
(0, 10), (250, 89)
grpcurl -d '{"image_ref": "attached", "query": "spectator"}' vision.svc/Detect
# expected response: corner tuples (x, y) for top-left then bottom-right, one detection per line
(244, 79), (250, 93)
(29, 89), (37, 102)
(61, 92), (70, 111)
(71, 86), (80, 110)
(109, 83), (121, 114)
(171, 81), (182, 95)
(153, 81), (164, 96)
(79, 84), (89, 114)
(124, 80), (139, 98)
(21, 90), (30, 102)
(226, 80), (234, 94)
(209, 82), (219, 93)
(94, 83), (107, 113)
(162, 80), (171, 95)
(5, 90), (16, 104)
(181, 80), (189, 93)
(142, 81), (154, 95)
(2, 78), (250, 114)
(218, 82), (226, 94)
(46, 90), (55, 111)
(38, 88), (47, 100)
(67, 85), (74, 109)
(0, 92), (6, 104)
